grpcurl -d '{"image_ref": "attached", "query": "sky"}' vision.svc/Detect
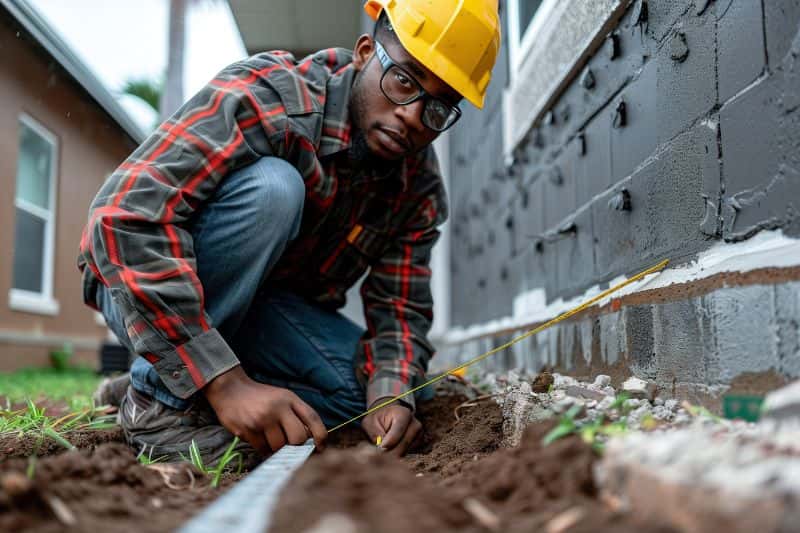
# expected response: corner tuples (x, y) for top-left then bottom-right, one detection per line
(27, 0), (248, 131)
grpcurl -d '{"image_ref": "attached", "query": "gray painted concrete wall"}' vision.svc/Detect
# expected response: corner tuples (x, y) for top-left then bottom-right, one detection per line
(448, 0), (800, 326)
(441, 0), (800, 396)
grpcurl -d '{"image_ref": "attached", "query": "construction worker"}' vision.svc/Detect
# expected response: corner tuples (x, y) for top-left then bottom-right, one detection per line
(84, 0), (500, 463)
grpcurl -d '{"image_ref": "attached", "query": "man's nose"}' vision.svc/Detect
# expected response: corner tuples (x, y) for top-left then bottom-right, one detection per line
(395, 98), (426, 132)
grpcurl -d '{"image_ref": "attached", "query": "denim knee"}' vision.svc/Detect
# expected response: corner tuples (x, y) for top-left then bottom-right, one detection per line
(235, 157), (305, 232)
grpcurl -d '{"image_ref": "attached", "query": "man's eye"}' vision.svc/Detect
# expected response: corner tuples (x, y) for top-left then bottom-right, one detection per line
(394, 71), (412, 87)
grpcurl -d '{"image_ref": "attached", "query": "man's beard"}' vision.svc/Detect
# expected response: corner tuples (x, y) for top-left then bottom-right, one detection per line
(348, 70), (400, 172)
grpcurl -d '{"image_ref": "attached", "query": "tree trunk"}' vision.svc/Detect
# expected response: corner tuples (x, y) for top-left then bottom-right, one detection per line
(160, 0), (187, 121)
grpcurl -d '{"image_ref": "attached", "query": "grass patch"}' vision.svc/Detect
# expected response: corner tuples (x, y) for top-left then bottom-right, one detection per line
(0, 366), (102, 411)
(0, 367), (116, 450)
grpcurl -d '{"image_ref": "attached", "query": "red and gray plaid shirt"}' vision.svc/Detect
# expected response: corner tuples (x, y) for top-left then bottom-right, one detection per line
(78, 48), (447, 411)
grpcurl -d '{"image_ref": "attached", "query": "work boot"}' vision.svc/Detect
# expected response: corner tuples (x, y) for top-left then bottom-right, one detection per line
(93, 372), (132, 407)
(118, 385), (259, 468)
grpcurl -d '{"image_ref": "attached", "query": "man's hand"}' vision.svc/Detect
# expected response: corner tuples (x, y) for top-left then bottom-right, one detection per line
(203, 366), (327, 455)
(362, 401), (422, 456)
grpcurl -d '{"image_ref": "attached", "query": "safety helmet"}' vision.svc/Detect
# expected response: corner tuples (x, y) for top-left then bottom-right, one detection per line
(364, 0), (501, 109)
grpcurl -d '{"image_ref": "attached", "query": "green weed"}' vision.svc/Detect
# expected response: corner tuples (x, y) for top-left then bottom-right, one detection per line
(543, 394), (634, 452)
(184, 437), (244, 488)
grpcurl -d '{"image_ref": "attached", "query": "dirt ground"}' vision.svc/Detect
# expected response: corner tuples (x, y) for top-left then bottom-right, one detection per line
(271, 394), (677, 533)
(1, 392), (675, 532)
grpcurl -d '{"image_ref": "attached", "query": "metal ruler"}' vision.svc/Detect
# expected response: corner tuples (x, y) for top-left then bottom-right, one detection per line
(177, 440), (315, 533)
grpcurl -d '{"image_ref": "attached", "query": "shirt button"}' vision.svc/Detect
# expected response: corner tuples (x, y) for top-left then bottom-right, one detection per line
(172, 370), (181, 379)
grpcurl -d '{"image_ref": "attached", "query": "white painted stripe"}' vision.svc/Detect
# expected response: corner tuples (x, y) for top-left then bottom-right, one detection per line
(443, 230), (800, 345)
(177, 441), (315, 533)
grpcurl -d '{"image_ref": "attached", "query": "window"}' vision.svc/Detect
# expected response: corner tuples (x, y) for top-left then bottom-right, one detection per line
(9, 114), (59, 315)
(507, 0), (556, 80)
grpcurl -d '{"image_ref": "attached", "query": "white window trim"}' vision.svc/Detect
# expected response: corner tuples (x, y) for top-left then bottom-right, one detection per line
(9, 289), (60, 316)
(507, 0), (562, 85)
(9, 113), (60, 316)
(503, 0), (628, 155)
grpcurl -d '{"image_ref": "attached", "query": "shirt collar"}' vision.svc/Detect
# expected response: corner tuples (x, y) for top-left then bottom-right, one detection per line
(317, 62), (355, 158)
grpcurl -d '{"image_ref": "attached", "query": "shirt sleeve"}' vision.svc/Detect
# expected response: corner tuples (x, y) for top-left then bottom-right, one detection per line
(79, 58), (292, 399)
(356, 148), (449, 411)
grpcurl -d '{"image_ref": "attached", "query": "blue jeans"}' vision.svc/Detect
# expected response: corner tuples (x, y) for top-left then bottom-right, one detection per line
(96, 157), (366, 427)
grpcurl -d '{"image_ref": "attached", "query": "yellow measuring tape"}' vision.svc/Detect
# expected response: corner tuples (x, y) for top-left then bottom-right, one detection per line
(328, 258), (669, 434)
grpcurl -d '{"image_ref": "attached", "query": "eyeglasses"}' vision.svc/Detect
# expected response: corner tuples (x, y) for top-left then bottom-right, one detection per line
(374, 40), (462, 132)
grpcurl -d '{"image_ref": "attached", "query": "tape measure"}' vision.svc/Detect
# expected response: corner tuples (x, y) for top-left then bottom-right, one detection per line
(328, 259), (670, 434)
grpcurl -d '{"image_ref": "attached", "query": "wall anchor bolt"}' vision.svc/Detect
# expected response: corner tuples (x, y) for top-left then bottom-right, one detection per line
(577, 132), (587, 156)
(607, 32), (621, 60)
(549, 166), (564, 186)
(580, 67), (595, 90)
(670, 31), (689, 62)
(612, 100), (627, 129)
(632, 0), (648, 26)
(558, 104), (570, 123)
(695, 0), (713, 16)
(608, 189), (632, 211)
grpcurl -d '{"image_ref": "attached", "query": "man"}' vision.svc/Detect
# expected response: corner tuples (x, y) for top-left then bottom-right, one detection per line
(82, 0), (500, 463)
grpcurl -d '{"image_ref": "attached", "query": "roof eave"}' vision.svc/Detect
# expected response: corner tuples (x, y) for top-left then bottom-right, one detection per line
(1, 0), (147, 144)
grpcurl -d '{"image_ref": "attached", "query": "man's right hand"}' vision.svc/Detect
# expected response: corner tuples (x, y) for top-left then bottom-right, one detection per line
(203, 366), (327, 455)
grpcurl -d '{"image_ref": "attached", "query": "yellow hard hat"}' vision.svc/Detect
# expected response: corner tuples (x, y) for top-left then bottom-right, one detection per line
(364, 0), (501, 109)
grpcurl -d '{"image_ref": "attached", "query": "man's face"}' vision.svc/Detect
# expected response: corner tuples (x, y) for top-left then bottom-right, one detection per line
(350, 35), (462, 162)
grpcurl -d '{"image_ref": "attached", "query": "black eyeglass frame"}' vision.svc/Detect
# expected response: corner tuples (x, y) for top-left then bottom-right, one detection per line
(373, 40), (462, 132)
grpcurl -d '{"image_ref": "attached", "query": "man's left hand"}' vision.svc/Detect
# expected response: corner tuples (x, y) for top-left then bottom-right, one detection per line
(362, 402), (422, 456)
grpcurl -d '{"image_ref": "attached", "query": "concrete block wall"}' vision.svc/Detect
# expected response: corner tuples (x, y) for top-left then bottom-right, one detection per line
(441, 0), (800, 398)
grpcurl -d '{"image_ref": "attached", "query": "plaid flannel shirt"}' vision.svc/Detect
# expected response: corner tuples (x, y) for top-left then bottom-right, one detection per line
(78, 48), (447, 411)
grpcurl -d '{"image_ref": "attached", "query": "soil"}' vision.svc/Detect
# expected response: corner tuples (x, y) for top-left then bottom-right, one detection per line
(0, 391), (679, 532)
(0, 442), (239, 533)
(270, 396), (677, 533)
(0, 428), (124, 460)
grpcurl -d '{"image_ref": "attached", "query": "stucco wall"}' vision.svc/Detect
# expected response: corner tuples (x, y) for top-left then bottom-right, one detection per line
(0, 12), (137, 369)
(441, 0), (800, 398)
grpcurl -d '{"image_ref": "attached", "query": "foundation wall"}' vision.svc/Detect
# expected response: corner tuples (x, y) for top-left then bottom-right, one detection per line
(439, 0), (800, 397)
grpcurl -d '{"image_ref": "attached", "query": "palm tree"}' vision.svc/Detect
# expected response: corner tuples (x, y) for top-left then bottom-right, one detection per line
(121, 78), (163, 113)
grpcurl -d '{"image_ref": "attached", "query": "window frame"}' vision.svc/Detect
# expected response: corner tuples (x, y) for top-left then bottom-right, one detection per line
(9, 113), (60, 316)
(507, 0), (559, 83)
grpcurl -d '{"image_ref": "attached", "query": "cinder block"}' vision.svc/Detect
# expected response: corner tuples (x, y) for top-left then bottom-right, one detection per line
(652, 299), (708, 385)
(656, 12), (717, 143)
(775, 282), (800, 378)
(542, 152), (578, 231)
(624, 304), (656, 379)
(627, 123), (716, 265)
(575, 111), (613, 207)
(720, 71), (800, 240)
(763, 0), (800, 69)
(709, 285), (780, 383)
(716, 0), (766, 104)
(610, 59), (658, 183)
(555, 206), (595, 297)
(591, 177), (635, 278)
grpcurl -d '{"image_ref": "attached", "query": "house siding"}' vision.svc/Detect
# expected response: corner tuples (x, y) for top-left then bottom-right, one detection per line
(0, 12), (137, 369)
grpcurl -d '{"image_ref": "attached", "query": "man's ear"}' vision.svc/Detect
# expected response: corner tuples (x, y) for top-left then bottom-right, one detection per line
(352, 34), (375, 71)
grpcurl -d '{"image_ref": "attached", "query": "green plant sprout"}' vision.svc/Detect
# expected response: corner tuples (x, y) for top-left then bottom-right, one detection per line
(543, 393), (635, 452)
(184, 437), (244, 488)
(137, 444), (167, 466)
